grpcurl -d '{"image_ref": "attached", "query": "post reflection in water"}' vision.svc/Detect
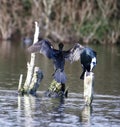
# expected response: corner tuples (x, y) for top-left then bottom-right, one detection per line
(17, 94), (66, 127)
(24, 95), (35, 126)
(79, 105), (92, 126)
(17, 95), (37, 127)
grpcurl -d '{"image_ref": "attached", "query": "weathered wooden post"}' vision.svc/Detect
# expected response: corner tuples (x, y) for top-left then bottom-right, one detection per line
(23, 21), (39, 92)
(18, 74), (23, 92)
(18, 21), (43, 95)
(84, 72), (94, 105)
(29, 67), (43, 95)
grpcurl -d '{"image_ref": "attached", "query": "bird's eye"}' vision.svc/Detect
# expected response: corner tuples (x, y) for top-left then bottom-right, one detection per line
(93, 62), (96, 65)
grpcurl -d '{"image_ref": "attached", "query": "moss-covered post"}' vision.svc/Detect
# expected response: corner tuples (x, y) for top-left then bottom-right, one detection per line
(45, 79), (68, 98)
(84, 72), (94, 105)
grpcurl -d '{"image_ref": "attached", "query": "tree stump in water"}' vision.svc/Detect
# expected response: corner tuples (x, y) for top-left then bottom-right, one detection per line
(18, 22), (43, 95)
(29, 67), (43, 95)
(18, 66), (43, 95)
(84, 72), (94, 105)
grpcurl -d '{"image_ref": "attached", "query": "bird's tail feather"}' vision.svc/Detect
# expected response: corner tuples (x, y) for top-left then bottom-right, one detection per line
(53, 69), (67, 84)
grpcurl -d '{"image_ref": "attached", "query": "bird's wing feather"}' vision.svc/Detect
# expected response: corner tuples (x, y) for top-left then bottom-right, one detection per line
(84, 47), (97, 58)
(64, 43), (84, 62)
(28, 39), (54, 59)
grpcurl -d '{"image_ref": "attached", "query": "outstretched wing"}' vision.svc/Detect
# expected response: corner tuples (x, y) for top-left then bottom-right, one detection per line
(64, 43), (84, 62)
(28, 39), (54, 59)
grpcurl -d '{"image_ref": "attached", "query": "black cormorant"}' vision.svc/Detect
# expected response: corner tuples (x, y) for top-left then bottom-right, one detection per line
(28, 39), (97, 81)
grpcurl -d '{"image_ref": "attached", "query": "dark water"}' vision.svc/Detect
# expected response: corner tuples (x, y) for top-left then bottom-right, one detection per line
(0, 41), (120, 127)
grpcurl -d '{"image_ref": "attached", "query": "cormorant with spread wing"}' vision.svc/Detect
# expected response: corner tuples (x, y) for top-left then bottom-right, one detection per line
(28, 39), (97, 82)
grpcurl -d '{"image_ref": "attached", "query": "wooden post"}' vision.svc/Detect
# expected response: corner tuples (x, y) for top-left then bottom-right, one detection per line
(84, 72), (94, 105)
(29, 67), (43, 95)
(23, 22), (39, 92)
(18, 74), (23, 92)
(18, 21), (43, 95)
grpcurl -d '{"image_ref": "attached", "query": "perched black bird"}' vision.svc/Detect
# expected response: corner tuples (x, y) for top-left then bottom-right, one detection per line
(64, 44), (97, 80)
(28, 39), (97, 81)
(28, 39), (84, 83)
(80, 47), (97, 79)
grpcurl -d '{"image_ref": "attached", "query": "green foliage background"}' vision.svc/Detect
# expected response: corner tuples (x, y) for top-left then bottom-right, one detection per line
(0, 0), (120, 44)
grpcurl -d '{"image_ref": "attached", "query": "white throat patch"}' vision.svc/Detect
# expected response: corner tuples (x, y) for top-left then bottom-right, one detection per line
(90, 57), (96, 71)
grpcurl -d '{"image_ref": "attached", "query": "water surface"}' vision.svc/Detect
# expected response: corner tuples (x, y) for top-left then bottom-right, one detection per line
(0, 41), (120, 127)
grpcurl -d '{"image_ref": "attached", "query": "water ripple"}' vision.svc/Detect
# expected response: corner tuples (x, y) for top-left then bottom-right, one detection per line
(0, 90), (119, 127)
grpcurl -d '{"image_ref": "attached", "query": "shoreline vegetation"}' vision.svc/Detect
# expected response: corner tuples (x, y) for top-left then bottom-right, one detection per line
(0, 0), (120, 44)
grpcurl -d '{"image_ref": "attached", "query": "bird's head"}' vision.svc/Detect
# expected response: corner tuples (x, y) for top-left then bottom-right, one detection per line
(58, 43), (64, 51)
